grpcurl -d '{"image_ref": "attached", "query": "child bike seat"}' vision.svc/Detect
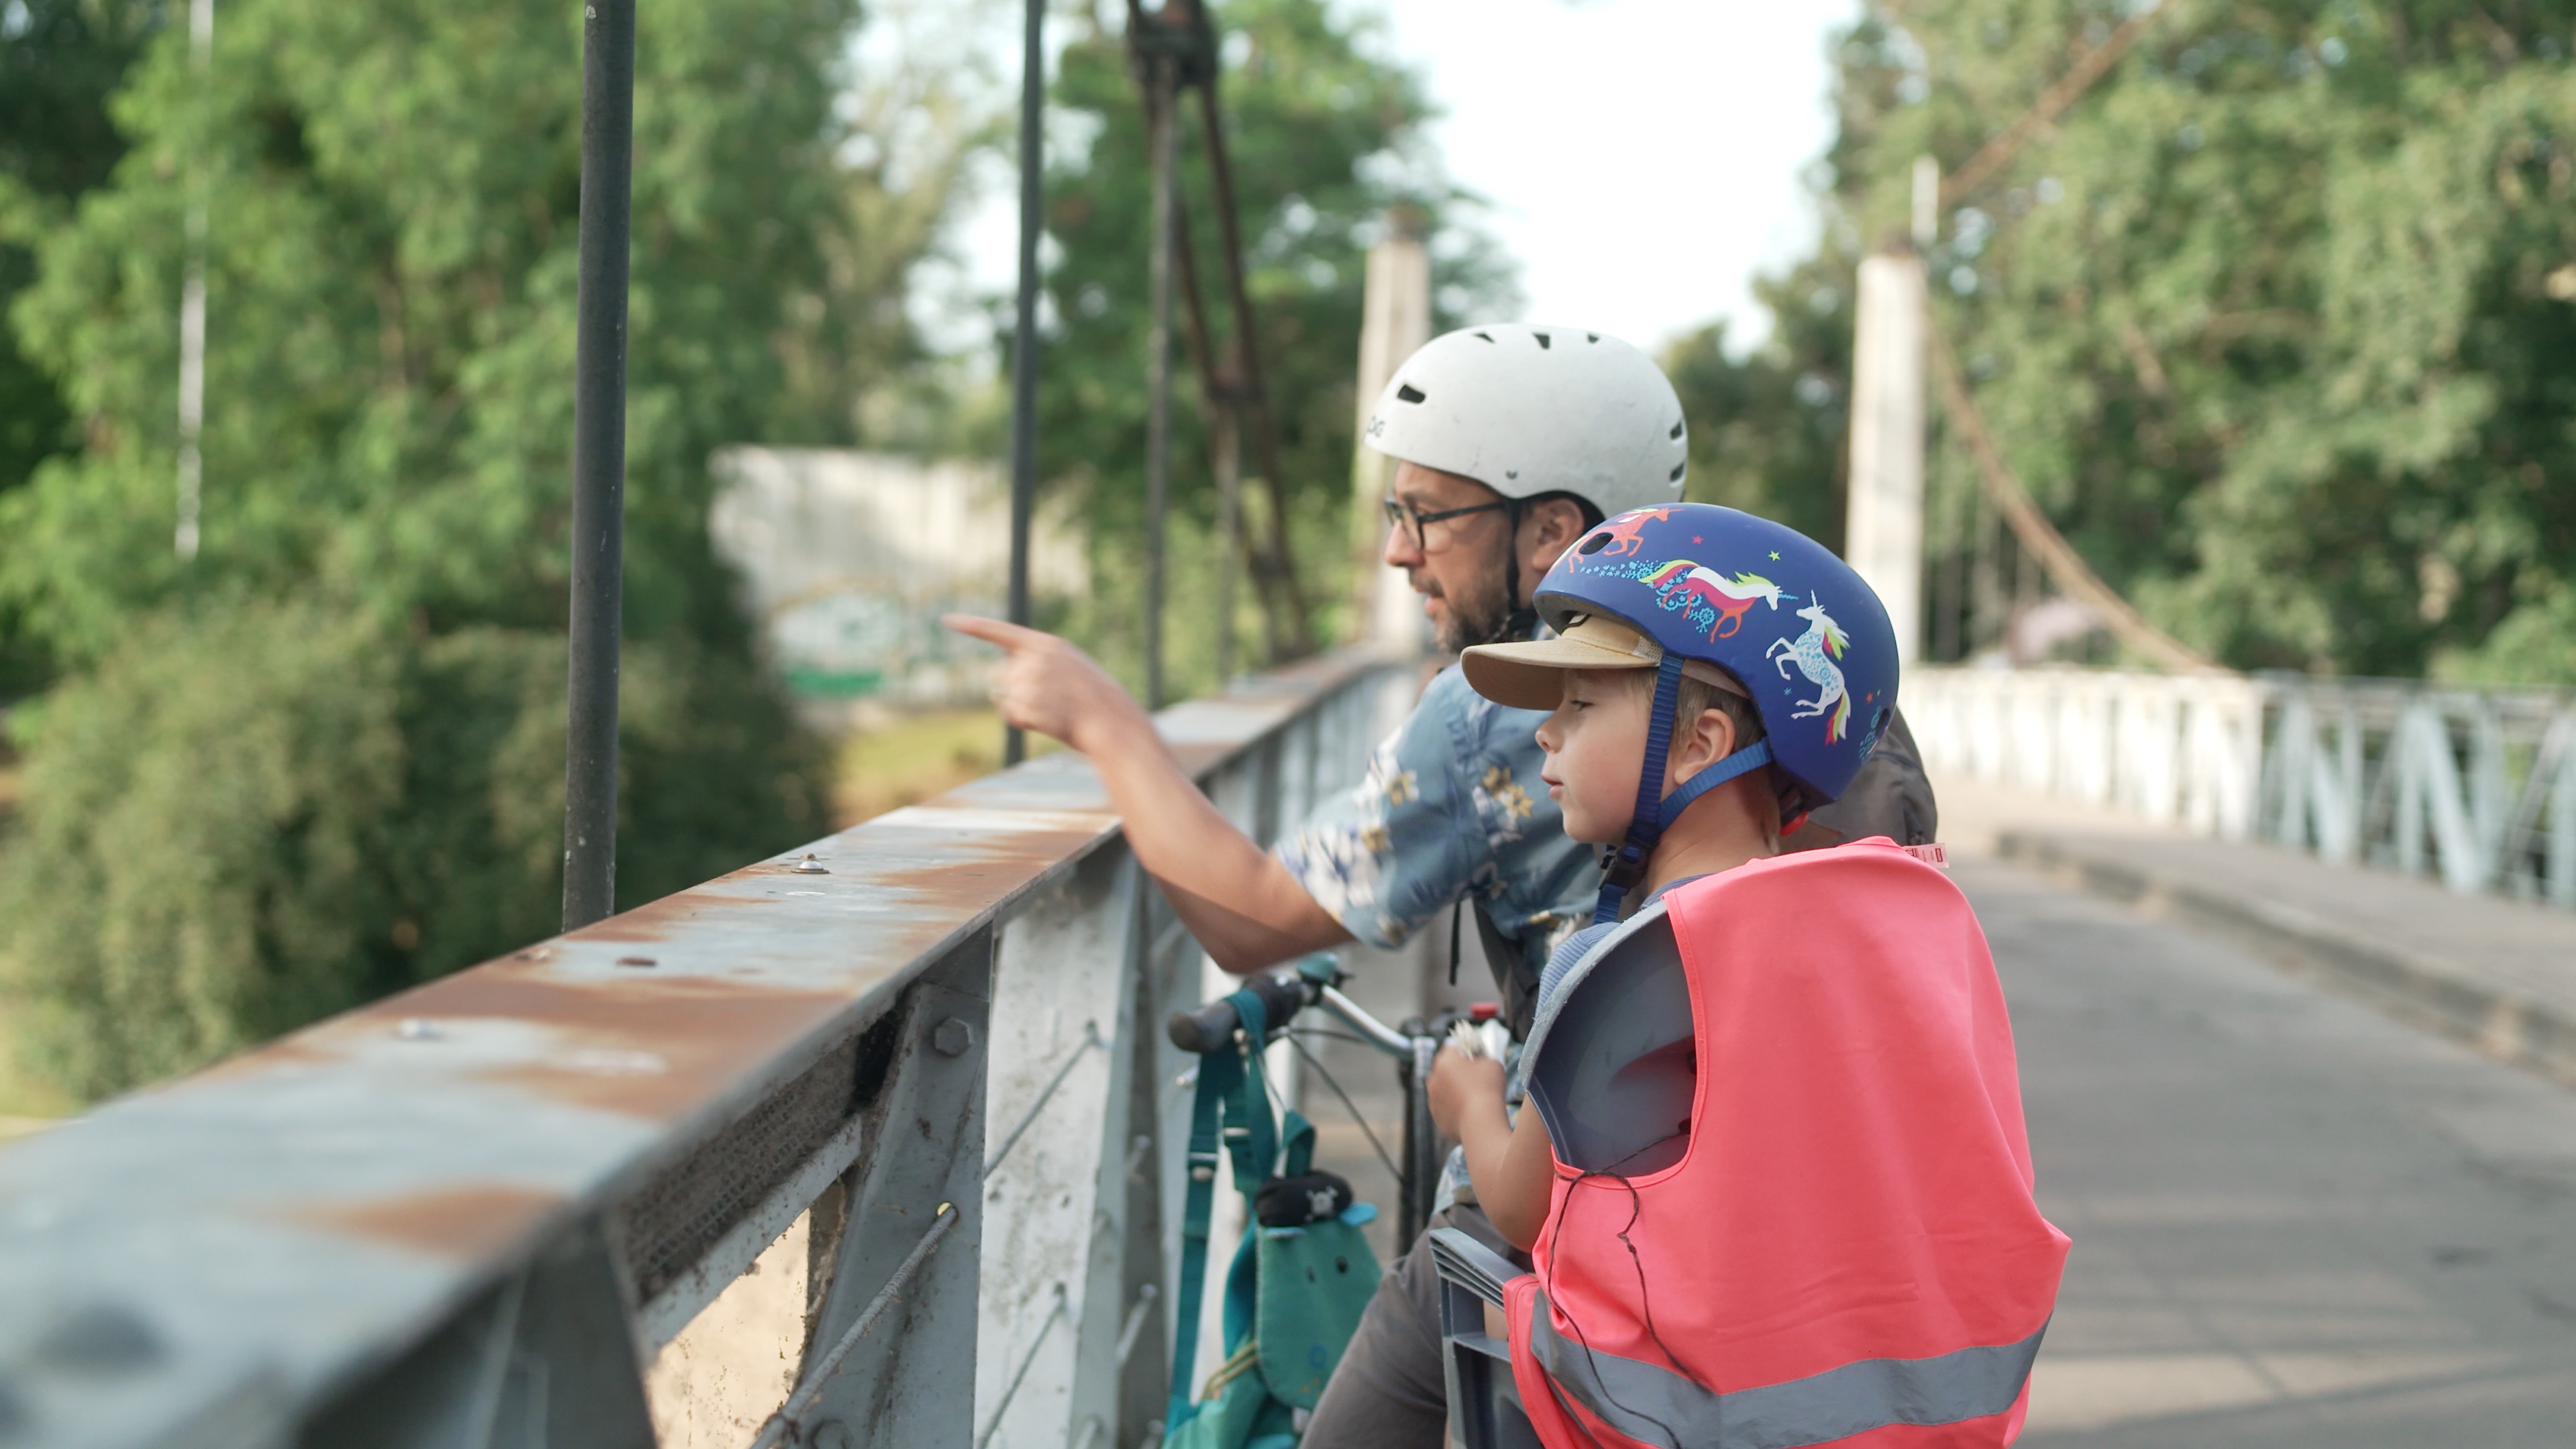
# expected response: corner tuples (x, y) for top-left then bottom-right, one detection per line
(1521, 903), (1695, 1177)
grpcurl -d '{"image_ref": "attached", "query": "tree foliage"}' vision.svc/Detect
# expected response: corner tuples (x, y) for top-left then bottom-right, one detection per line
(1708, 0), (2576, 681)
(1036, 0), (1514, 692)
(0, 0), (957, 1096)
(0, 0), (163, 698)
(1665, 250), (1860, 556)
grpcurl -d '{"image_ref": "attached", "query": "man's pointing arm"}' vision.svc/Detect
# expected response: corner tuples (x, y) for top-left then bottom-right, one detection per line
(943, 614), (1348, 974)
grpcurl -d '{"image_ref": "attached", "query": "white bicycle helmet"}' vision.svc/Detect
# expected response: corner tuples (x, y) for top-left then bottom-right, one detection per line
(1363, 323), (1688, 521)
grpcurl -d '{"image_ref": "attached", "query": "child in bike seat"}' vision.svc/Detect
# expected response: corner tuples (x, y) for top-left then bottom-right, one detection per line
(1425, 502), (2070, 1448)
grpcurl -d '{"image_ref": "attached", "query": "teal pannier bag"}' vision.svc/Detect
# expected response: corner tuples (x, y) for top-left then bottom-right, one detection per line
(1164, 987), (1383, 1449)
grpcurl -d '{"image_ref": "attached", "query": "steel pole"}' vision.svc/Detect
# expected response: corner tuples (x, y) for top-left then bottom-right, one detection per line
(1004, 0), (1045, 766)
(1211, 396), (1240, 683)
(174, 0), (213, 562)
(562, 0), (637, 930)
(1142, 61), (1175, 711)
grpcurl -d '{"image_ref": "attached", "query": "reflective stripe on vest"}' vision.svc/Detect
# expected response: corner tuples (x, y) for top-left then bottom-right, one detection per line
(1527, 1289), (2047, 1449)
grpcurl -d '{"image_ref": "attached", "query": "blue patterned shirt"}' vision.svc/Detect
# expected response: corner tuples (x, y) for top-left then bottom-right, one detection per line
(1272, 664), (1596, 981)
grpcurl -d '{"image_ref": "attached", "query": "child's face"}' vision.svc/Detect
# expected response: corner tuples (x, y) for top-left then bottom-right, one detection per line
(1534, 669), (1650, 845)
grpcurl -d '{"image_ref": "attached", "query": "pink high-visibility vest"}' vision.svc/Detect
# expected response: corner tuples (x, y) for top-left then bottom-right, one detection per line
(1504, 839), (2070, 1448)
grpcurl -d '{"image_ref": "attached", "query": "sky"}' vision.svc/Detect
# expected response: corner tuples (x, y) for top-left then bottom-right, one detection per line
(1368, 0), (1858, 354)
(936, 0), (1860, 361)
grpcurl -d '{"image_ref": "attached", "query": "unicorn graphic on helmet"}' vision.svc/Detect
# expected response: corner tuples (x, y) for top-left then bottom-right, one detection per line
(1638, 560), (1785, 639)
(1766, 596), (1852, 742)
(1589, 506), (1676, 558)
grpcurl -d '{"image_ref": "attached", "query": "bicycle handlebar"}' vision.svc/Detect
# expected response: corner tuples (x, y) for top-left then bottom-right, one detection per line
(1167, 957), (1491, 1060)
(1165, 955), (1497, 1250)
(1316, 985), (1413, 1056)
(1166, 969), (1309, 1055)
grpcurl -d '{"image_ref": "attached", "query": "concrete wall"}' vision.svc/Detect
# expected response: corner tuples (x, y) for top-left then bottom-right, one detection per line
(710, 447), (1089, 718)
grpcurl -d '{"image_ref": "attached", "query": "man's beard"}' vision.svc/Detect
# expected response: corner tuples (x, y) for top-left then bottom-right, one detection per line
(1430, 575), (1518, 654)
(1432, 588), (1504, 655)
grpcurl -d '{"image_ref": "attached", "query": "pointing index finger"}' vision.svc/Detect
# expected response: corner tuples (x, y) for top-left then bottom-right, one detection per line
(942, 612), (1044, 649)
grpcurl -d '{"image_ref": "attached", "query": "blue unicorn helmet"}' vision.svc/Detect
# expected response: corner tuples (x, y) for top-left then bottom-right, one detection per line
(1461, 503), (1897, 921)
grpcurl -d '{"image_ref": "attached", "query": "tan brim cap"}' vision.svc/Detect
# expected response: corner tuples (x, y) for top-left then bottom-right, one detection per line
(1461, 612), (1749, 710)
(1461, 616), (1654, 709)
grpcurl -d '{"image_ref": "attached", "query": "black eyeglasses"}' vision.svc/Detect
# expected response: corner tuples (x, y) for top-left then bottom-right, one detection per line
(1383, 495), (1515, 552)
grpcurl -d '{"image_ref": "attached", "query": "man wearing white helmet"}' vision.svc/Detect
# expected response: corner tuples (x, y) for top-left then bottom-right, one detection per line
(949, 326), (1702, 996)
(951, 324), (1935, 1446)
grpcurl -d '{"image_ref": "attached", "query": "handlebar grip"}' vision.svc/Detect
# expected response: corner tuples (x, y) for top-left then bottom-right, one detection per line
(1167, 999), (1242, 1055)
(1165, 970), (1311, 1055)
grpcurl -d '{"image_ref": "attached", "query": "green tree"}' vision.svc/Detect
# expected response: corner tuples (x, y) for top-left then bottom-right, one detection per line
(1741, 0), (2576, 680)
(0, 0), (163, 698)
(1036, 0), (1514, 692)
(0, 0), (955, 1097)
(1666, 248), (1863, 555)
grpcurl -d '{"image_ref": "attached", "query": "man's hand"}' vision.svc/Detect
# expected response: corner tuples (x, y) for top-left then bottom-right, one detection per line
(943, 614), (1150, 755)
(1427, 1042), (1507, 1142)
(939, 612), (1351, 975)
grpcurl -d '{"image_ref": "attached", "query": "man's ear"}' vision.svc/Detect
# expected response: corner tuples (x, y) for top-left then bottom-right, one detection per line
(1520, 497), (1592, 574)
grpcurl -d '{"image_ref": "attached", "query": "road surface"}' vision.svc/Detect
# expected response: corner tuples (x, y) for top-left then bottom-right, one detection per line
(1968, 856), (2576, 1445)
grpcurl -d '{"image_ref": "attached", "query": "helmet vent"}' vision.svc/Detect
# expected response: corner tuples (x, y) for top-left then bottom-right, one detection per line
(1578, 531), (1612, 555)
(1669, 419), (1685, 440)
(1396, 382), (1427, 404)
(1534, 331), (1552, 349)
(1473, 330), (1495, 343)
(1587, 333), (1600, 343)
(1668, 462), (1686, 482)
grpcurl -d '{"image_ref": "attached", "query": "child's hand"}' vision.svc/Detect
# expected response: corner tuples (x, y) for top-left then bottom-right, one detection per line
(1426, 1042), (1506, 1140)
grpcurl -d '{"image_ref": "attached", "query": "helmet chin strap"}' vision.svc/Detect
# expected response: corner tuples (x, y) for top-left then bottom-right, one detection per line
(1478, 499), (1540, 647)
(1593, 655), (1776, 926)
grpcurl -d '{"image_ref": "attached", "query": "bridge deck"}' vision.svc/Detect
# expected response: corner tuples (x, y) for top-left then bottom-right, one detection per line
(1941, 776), (2576, 1089)
(1962, 855), (2576, 1444)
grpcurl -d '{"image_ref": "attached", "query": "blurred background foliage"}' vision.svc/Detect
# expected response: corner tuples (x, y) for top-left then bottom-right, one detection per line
(0, 0), (1494, 1102)
(1675, 0), (2576, 680)
(0, 0), (936, 1097)
(1036, 0), (1513, 699)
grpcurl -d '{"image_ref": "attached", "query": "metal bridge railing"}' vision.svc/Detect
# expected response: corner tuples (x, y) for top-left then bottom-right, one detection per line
(0, 648), (1417, 1449)
(1907, 665), (2576, 908)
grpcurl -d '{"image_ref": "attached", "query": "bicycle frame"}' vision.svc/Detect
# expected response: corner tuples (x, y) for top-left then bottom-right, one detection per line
(1172, 963), (1464, 1251)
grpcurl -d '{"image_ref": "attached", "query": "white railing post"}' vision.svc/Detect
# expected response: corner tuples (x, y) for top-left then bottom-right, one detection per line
(2270, 690), (2314, 849)
(2551, 713), (2576, 909)
(2323, 696), (2364, 865)
(2470, 698), (2509, 881)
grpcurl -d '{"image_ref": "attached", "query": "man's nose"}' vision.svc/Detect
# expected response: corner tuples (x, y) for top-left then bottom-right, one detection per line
(1382, 521), (1423, 569)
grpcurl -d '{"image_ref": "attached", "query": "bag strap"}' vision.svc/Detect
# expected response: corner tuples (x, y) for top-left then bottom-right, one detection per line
(1224, 995), (1277, 1197)
(1280, 1110), (1316, 1179)
(1164, 987), (1279, 1430)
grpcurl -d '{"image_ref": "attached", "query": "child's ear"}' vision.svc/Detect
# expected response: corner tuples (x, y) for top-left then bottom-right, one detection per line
(1704, 708), (1737, 763)
(1672, 706), (1739, 782)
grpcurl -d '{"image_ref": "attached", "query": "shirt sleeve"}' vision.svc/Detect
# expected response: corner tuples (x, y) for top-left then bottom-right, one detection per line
(1272, 669), (1497, 950)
